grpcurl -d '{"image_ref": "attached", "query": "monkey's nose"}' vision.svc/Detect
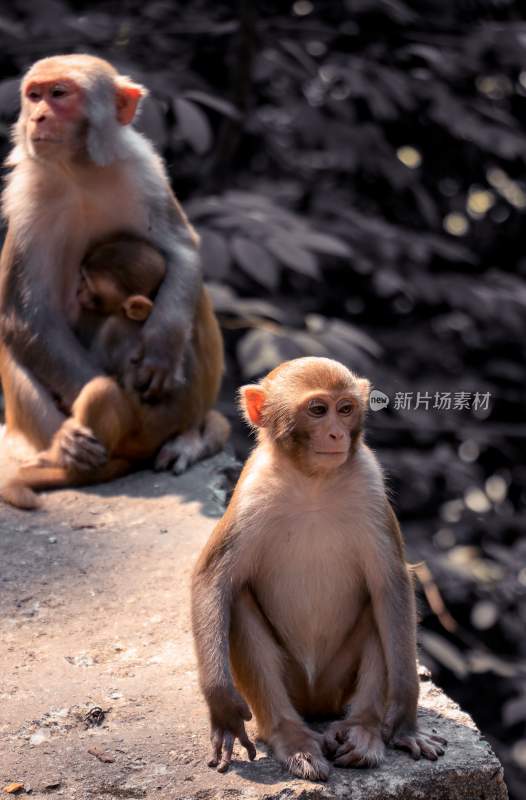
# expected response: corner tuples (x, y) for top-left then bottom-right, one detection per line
(329, 431), (344, 440)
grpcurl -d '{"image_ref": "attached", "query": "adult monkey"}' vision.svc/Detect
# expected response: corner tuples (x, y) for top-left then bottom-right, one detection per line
(0, 54), (202, 471)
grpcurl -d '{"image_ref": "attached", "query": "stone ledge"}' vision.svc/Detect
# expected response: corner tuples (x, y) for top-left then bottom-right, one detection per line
(0, 452), (508, 799)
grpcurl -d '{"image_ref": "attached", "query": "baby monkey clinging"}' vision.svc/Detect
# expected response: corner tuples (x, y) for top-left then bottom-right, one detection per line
(192, 356), (446, 781)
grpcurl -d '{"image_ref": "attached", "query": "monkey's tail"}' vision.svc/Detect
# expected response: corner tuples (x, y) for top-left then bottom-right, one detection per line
(1, 459), (133, 510)
(1, 467), (73, 510)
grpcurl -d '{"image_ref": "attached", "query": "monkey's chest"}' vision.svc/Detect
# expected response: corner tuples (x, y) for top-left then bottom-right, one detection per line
(251, 515), (366, 678)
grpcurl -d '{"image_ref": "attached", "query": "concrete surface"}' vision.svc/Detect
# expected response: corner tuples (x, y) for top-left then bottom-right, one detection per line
(0, 451), (508, 799)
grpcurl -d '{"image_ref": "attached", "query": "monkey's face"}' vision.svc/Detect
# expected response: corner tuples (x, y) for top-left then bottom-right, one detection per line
(240, 358), (371, 476)
(77, 269), (124, 315)
(291, 391), (359, 473)
(22, 77), (86, 160)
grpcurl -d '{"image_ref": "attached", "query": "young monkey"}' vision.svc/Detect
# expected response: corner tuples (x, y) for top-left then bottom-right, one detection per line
(192, 357), (446, 781)
(76, 237), (168, 380)
(1, 238), (228, 509)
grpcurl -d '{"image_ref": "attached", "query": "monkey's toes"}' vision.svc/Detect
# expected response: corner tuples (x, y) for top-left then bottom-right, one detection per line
(286, 752), (330, 782)
(325, 722), (385, 769)
(391, 732), (446, 761)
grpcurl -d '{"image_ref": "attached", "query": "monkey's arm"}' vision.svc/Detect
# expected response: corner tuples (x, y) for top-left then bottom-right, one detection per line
(191, 516), (256, 772)
(132, 209), (201, 401)
(367, 504), (447, 759)
(366, 504), (419, 733)
(0, 236), (101, 409)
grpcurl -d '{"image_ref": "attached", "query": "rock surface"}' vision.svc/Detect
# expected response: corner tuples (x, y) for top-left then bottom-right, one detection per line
(0, 452), (508, 799)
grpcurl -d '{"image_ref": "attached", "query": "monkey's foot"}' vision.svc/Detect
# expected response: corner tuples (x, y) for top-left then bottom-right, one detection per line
(55, 419), (108, 471)
(155, 411), (230, 475)
(324, 720), (385, 768)
(155, 429), (203, 474)
(271, 721), (330, 782)
(391, 729), (447, 761)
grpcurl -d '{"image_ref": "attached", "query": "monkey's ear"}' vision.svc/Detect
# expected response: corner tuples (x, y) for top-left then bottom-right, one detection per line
(357, 378), (371, 404)
(115, 77), (147, 125)
(123, 295), (153, 321)
(239, 385), (267, 427)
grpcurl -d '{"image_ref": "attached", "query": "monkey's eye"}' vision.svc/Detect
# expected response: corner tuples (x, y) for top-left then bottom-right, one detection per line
(308, 401), (328, 417)
(27, 89), (41, 101)
(338, 403), (353, 416)
(51, 86), (68, 98)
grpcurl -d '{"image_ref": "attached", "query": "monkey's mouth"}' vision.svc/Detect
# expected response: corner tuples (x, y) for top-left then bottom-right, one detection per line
(315, 450), (347, 455)
(31, 136), (62, 143)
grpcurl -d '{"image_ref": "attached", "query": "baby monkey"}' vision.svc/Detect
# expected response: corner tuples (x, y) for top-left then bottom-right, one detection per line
(76, 237), (167, 381)
(2, 238), (228, 508)
(192, 357), (446, 780)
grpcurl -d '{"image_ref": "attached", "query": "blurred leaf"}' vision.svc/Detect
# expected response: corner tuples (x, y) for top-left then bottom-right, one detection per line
(206, 283), (285, 322)
(291, 230), (353, 259)
(223, 190), (274, 208)
(0, 78), (19, 118)
(237, 328), (327, 379)
(136, 95), (167, 150)
(231, 236), (280, 291)
(174, 97), (212, 155)
(306, 315), (382, 362)
(200, 229), (230, 282)
(183, 90), (241, 120)
(266, 236), (320, 279)
(420, 631), (468, 678)
(503, 695), (526, 726)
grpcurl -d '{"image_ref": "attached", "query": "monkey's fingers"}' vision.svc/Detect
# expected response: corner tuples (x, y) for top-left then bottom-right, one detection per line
(133, 365), (154, 395)
(430, 734), (448, 745)
(391, 735), (421, 760)
(238, 723), (257, 761)
(208, 729), (224, 768)
(237, 698), (252, 722)
(334, 749), (368, 769)
(217, 732), (234, 773)
(322, 732), (340, 758)
(323, 722), (350, 757)
(60, 426), (108, 470)
(141, 369), (167, 401)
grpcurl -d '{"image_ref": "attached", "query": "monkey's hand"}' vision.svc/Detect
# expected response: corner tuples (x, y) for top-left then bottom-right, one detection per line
(129, 327), (186, 401)
(54, 419), (108, 472)
(382, 701), (447, 761)
(205, 685), (257, 773)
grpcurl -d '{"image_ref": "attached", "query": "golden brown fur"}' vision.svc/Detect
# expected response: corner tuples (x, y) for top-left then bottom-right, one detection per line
(1, 239), (229, 510)
(0, 55), (202, 477)
(191, 357), (446, 780)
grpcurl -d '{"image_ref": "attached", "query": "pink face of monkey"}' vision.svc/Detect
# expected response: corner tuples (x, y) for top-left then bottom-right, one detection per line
(19, 55), (146, 162)
(240, 357), (371, 476)
(23, 78), (86, 158)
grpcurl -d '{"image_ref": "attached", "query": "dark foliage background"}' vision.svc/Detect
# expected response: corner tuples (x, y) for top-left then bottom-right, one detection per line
(0, 1), (525, 795)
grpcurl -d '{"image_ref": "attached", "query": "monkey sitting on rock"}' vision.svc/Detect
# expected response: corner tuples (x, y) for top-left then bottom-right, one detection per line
(0, 54), (219, 478)
(192, 357), (446, 780)
(1, 237), (229, 509)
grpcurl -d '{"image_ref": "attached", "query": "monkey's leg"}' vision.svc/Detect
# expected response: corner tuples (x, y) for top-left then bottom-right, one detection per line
(230, 589), (330, 782)
(322, 606), (387, 768)
(1, 457), (133, 510)
(0, 348), (65, 450)
(52, 376), (135, 471)
(154, 410), (231, 474)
